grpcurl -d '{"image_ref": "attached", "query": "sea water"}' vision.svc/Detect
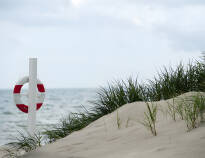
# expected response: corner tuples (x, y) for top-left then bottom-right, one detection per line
(0, 88), (97, 145)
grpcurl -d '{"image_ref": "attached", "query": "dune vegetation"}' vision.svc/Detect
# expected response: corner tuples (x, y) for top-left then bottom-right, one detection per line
(3, 54), (205, 157)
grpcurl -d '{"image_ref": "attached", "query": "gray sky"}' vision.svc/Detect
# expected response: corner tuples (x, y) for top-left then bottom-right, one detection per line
(0, 0), (204, 89)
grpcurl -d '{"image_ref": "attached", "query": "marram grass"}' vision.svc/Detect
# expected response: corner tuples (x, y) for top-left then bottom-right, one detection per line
(182, 94), (205, 131)
(145, 62), (205, 101)
(42, 58), (205, 141)
(10, 131), (43, 152)
(6, 54), (205, 154)
(167, 98), (177, 121)
(140, 102), (158, 136)
(175, 99), (185, 120)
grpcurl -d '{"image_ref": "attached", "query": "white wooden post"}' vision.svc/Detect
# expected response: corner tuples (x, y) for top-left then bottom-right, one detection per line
(28, 58), (37, 135)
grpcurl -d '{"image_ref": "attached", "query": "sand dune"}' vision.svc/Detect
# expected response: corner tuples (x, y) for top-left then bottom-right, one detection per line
(4, 92), (205, 158)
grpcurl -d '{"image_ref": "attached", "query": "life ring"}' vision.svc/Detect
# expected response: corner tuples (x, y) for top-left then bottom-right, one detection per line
(13, 76), (45, 113)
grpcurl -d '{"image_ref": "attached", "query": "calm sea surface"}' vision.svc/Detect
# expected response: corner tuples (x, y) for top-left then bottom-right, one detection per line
(0, 88), (97, 145)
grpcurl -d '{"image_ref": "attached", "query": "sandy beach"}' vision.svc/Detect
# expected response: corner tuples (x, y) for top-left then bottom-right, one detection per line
(7, 92), (203, 158)
(1, 0), (204, 157)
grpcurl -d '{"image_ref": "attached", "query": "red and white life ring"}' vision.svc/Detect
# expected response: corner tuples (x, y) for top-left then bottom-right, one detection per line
(13, 76), (45, 113)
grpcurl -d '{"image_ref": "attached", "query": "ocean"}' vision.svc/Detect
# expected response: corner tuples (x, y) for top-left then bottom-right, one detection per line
(0, 88), (97, 145)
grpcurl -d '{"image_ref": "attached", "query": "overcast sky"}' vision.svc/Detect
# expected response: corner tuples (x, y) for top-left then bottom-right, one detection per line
(0, 0), (204, 89)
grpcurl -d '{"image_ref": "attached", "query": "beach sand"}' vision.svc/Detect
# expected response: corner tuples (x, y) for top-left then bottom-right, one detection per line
(3, 92), (205, 158)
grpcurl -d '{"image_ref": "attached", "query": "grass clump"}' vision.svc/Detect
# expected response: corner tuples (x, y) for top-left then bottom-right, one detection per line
(90, 78), (144, 116)
(183, 101), (200, 131)
(145, 62), (205, 101)
(8, 131), (43, 152)
(193, 94), (205, 122)
(1, 131), (44, 157)
(175, 99), (185, 120)
(167, 98), (177, 121)
(140, 102), (158, 136)
(125, 78), (145, 103)
(2, 131), (44, 157)
(181, 94), (205, 131)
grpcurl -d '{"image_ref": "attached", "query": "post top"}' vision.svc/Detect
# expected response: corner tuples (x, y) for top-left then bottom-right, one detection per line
(29, 58), (37, 59)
